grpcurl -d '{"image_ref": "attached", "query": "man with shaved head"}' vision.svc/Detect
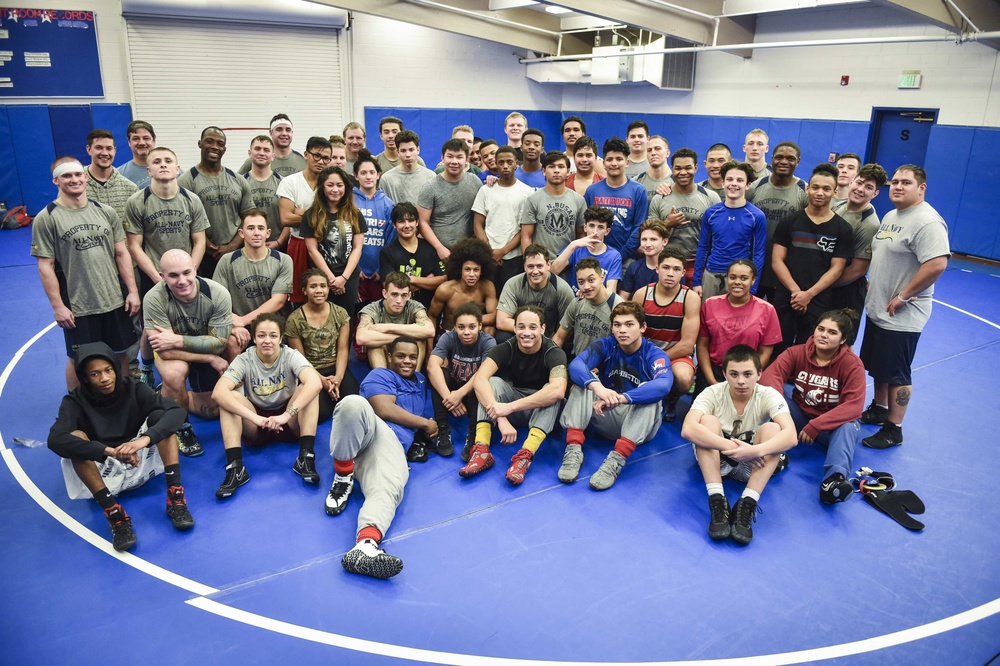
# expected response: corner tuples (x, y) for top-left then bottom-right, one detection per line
(143, 248), (233, 456)
(31, 156), (140, 391)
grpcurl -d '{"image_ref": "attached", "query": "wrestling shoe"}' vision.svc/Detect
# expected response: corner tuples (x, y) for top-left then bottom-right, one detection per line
(105, 504), (137, 552)
(860, 400), (888, 425)
(406, 440), (428, 463)
(460, 438), (474, 463)
(589, 451), (626, 491)
(707, 494), (731, 541)
(139, 368), (156, 389)
(166, 486), (195, 530)
(342, 538), (403, 579)
(730, 496), (760, 545)
(434, 430), (454, 457)
(176, 423), (204, 457)
(820, 473), (853, 505)
(325, 473), (354, 516)
(773, 453), (790, 475)
(505, 448), (533, 486)
(863, 423), (903, 449)
(458, 444), (494, 478)
(293, 453), (320, 484)
(216, 462), (249, 499)
(662, 395), (679, 423)
(557, 445), (584, 483)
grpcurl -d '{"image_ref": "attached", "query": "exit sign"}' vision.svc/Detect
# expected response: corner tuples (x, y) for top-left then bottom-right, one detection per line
(899, 71), (923, 89)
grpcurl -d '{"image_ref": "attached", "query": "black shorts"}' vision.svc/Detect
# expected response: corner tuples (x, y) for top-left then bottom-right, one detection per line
(188, 361), (221, 393)
(859, 318), (920, 385)
(64, 309), (139, 357)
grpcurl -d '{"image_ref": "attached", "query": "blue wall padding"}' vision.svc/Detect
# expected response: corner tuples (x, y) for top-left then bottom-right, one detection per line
(48, 105), (92, 164)
(8, 105), (57, 215)
(924, 126), (975, 253)
(90, 103), (135, 166)
(953, 127), (1000, 259)
(0, 107), (23, 210)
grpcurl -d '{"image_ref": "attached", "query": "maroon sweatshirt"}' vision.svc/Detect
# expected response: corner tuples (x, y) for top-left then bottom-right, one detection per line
(760, 338), (866, 439)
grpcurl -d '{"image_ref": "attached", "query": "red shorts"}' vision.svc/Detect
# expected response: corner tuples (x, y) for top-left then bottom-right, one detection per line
(671, 356), (695, 371)
(287, 236), (310, 304)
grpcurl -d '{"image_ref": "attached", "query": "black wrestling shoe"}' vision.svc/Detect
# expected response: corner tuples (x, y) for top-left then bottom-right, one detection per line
(406, 440), (428, 463)
(176, 423), (204, 457)
(707, 494), (731, 541)
(341, 538), (403, 579)
(820, 473), (853, 505)
(730, 496), (760, 546)
(293, 454), (320, 484)
(325, 473), (354, 516)
(166, 486), (195, 530)
(860, 400), (888, 426)
(863, 422), (903, 449)
(104, 504), (137, 551)
(434, 431), (454, 457)
(216, 462), (249, 499)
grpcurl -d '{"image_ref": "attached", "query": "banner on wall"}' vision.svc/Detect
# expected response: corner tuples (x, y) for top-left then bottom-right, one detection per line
(0, 8), (103, 97)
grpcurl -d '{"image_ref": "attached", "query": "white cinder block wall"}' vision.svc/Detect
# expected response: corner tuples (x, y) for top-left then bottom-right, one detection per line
(351, 7), (1000, 128)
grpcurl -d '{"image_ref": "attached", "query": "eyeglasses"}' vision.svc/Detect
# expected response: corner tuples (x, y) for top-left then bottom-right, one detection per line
(307, 151), (333, 163)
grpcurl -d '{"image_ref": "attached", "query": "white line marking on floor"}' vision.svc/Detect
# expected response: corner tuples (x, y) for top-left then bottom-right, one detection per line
(4, 297), (1000, 664)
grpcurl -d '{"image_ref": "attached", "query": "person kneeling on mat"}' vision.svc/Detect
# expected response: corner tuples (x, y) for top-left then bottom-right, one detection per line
(47, 342), (193, 551)
(560, 302), (673, 489)
(325, 336), (435, 579)
(681, 344), (797, 546)
(212, 314), (323, 498)
(760, 309), (866, 505)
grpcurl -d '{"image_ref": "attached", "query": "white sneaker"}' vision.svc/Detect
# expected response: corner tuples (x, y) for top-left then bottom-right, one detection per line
(324, 473), (354, 516)
(341, 538), (404, 579)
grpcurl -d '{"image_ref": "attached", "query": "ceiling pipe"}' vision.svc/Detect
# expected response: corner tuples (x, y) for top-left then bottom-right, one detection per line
(943, 0), (981, 33)
(519, 30), (1000, 63)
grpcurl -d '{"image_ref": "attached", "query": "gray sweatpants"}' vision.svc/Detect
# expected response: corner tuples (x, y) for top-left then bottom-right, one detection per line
(700, 270), (728, 300)
(477, 376), (561, 434)
(559, 385), (661, 444)
(329, 395), (409, 539)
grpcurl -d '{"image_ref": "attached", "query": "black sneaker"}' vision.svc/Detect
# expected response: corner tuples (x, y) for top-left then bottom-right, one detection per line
(730, 496), (760, 545)
(773, 452), (790, 476)
(820, 473), (853, 505)
(166, 486), (195, 530)
(707, 494), (731, 540)
(325, 473), (354, 516)
(860, 401), (888, 425)
(104, 504), (137, 551)
(434, 430), (454, 457)
(216, 462), (250, 499)
(662, 395), (679, 423)
(176, 424), (204, 457)
(406, 440), (428, 463)
(342, 538), (403, 579)
(863, 422), (903, 449)
(293, 454), (320, 484)
(460, 439), (474, 463)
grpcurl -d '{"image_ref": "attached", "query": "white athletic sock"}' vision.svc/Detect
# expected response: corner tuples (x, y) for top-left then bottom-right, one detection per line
(706, 483), (724, 497)
(742, 488), (761, 502)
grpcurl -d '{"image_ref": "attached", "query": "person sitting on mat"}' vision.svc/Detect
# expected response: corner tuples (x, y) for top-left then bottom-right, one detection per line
(760, 309), (866, 505)
(681, 344), (797, 546)
(460, 305), (568, 485)
(212, 314), (323, 498)
(324, 336), (436, 579)
(558, 302), (673, 490)
(47, 342), (193, 551)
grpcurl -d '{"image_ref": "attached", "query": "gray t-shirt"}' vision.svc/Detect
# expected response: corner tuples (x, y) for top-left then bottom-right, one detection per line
(416, 173), (482, 250)
(30, 200), (126, 317)
(243, 172), (283, 239)
(635, 172), (672, 200)
(831, 201), (880, 261)
(649, 186), (721, 260)
(177, 166), (255, 246)
(118, 160), (151, 189)
(691, 382), (789, 437)
(143, 277), (233, 337)
(223, 345), (312, 410)
(124, 187), (211, 271)
(238, 152), (307, 180)
(519, 188), (587, 259)
(359, 298), (427, 326)
(748, 177), (809, 234)
(559, 292), (623, 355)
(375, 152), (426, 174)
(497, 273), (575, 335)
(380, 166), (436, 208)
(212, 248), (293, 316)
(865, 202), (950, 332)
(626, 158), (649, 180)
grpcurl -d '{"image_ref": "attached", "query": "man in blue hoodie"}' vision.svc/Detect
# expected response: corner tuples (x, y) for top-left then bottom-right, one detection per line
(47, 342), (193, 551)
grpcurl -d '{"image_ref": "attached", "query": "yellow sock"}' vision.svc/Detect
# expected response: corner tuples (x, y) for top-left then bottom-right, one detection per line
(475, 421), (493, 446)
(522, 427), (547, 454)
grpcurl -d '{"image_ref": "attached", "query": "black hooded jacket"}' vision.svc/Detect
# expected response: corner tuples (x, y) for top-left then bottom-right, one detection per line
(47, 342), (185, 461)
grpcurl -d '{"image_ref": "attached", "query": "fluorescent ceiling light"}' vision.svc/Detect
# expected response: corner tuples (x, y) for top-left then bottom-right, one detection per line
(545, 5), (571, 13)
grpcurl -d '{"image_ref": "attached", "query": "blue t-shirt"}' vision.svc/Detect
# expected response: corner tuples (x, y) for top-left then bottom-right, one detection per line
(621, 260), (658, 296)
(567, 245), (623, 290)
(514, 167), (546, 189)
(584, 179), (649, 260)
(359, 367), (431, 445)
(693, 201), (768, 293)
(431, 330), (497, 384)
(354, 188), (396, 276)
(569, 336), (673, 405)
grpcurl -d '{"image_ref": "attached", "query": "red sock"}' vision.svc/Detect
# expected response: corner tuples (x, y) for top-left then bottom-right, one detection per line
(566, 428), (585, 446)
(334, 459), (355, 475)
(357, 525), (382, 544)
(613, 437), (637, 458)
